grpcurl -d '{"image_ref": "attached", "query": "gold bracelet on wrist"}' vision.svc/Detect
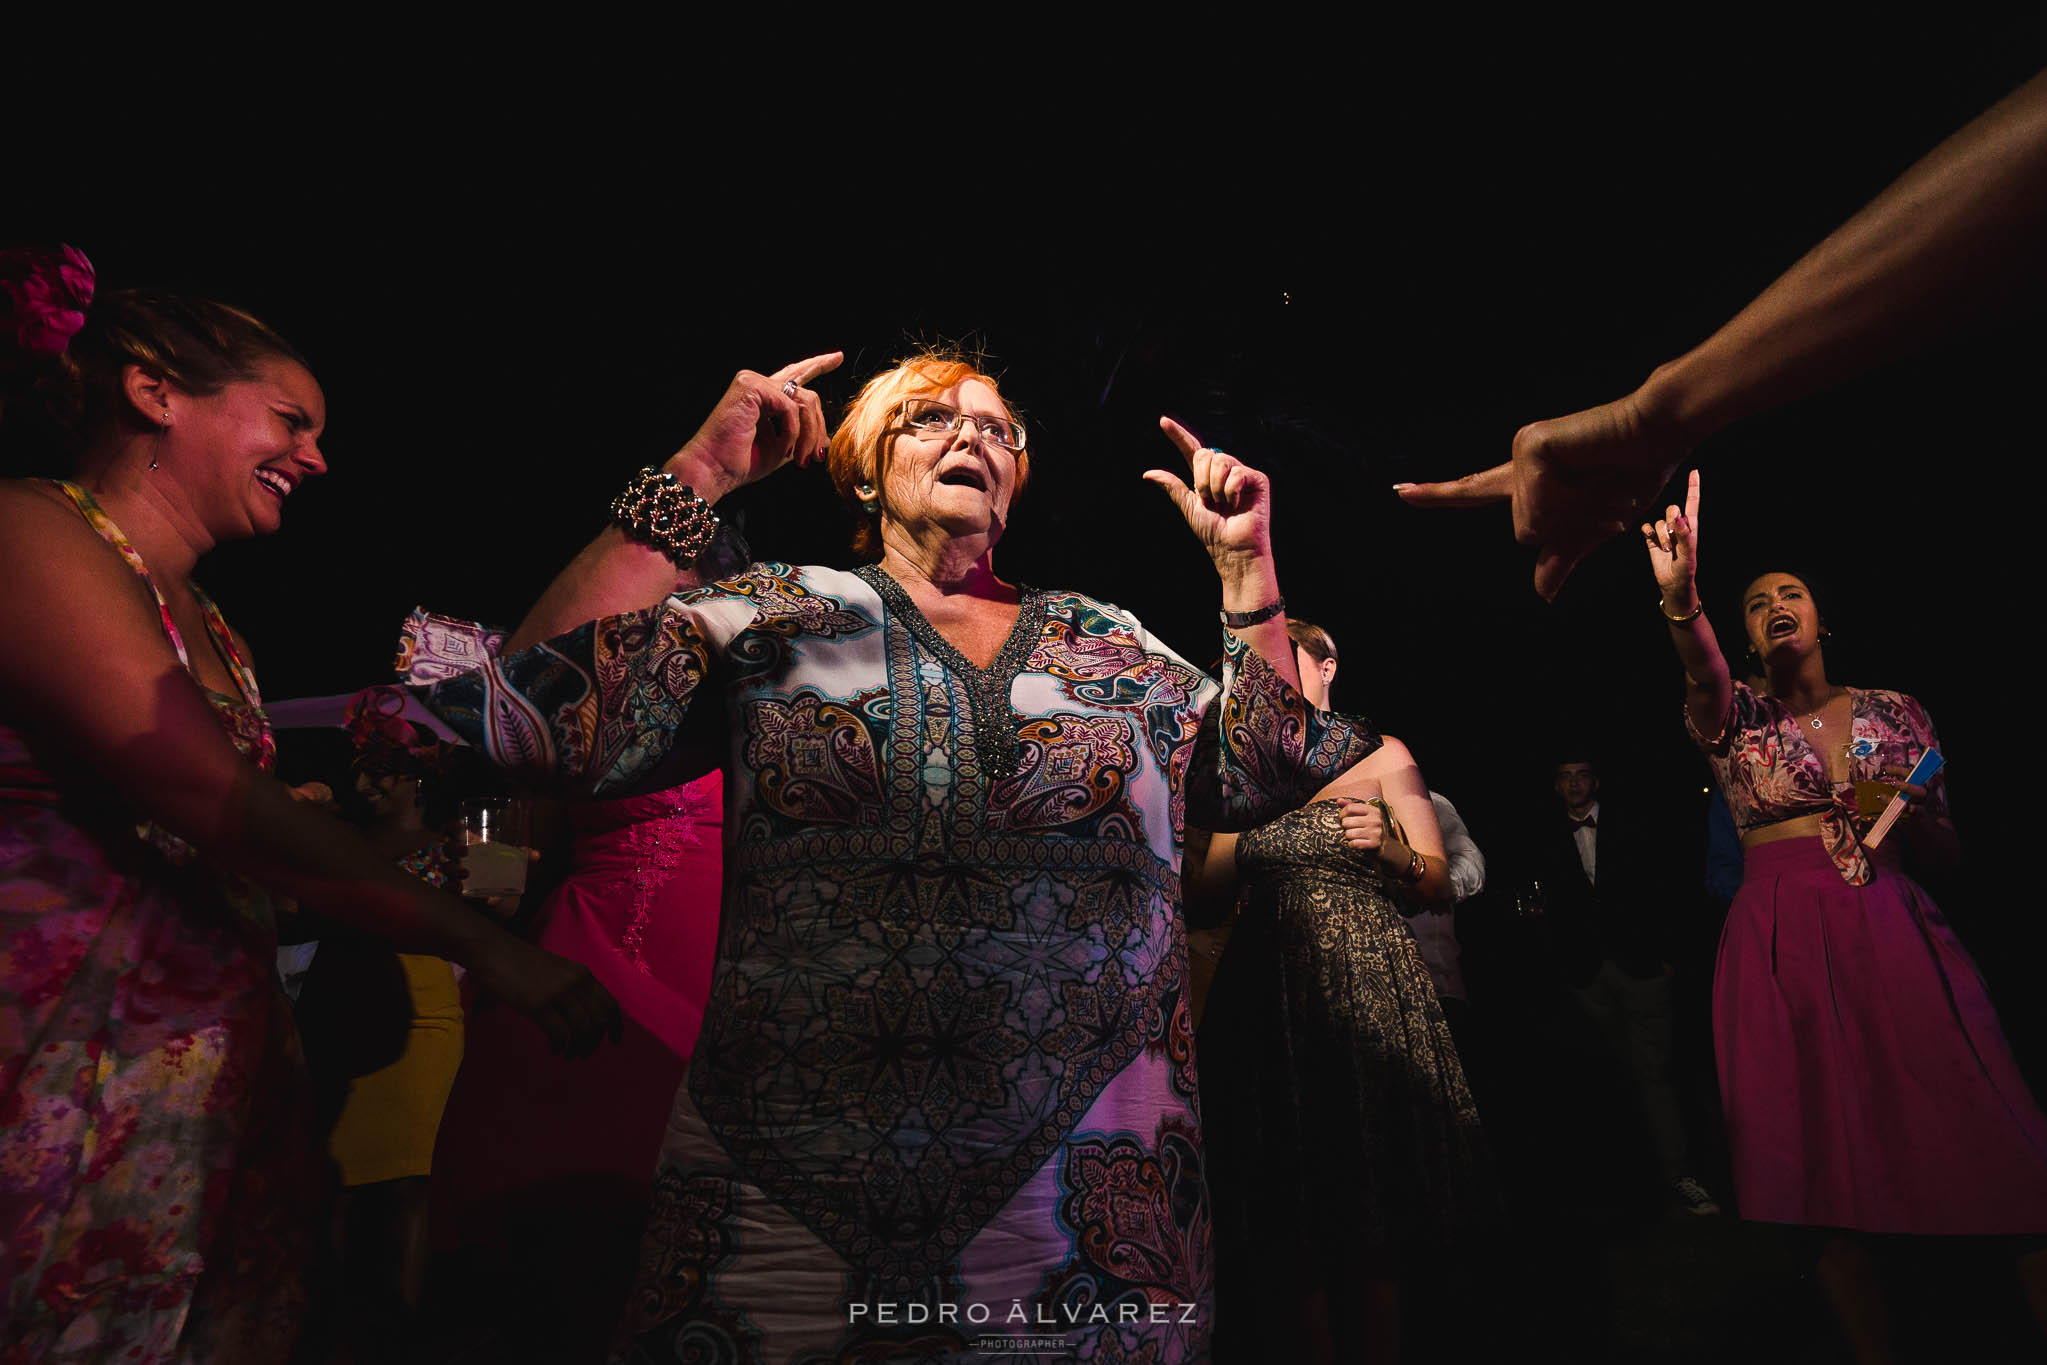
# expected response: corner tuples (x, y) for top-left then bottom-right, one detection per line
(1399, 848), (1427, 885)
(1659, 595), (1704, 624)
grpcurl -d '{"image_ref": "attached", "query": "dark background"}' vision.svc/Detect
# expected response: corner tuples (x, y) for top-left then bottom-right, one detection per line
(22, 30), (2046, 1061)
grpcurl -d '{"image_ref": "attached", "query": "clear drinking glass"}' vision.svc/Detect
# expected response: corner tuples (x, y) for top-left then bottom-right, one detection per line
(457, 796), (530, 899)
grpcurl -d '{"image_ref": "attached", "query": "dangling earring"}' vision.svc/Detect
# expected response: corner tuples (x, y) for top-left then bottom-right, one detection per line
(856, 482), (879, 516)
(1818, 627), (1834, 645)
(150, 410), (170, 471)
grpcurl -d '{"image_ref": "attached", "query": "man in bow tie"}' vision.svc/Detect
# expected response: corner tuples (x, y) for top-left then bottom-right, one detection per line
(1543, 754), (1719, 1217)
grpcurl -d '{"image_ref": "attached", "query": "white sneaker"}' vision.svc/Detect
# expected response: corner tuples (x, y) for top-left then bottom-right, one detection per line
(1673, 1176), (1721, 1216)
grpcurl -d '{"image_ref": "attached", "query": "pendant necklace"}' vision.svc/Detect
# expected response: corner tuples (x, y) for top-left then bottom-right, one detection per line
(1803, 687), (1843, 730)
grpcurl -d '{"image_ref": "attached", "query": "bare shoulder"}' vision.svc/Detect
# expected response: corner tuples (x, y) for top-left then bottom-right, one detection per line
(0, 477), (82, 531)
(1352, 733), (1418, 776)
(0, 480), (153, 614)
(1313, 734), (1422, 802)
(0, 480), (116, 569)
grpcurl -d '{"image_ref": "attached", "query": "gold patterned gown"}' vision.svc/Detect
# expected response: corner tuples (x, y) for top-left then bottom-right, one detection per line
(1196, 800), (1493, 1300)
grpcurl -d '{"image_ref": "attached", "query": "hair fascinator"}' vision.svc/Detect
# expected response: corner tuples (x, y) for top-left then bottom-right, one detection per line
(0, 245), (95, 364)
(343, 685), (455, 779)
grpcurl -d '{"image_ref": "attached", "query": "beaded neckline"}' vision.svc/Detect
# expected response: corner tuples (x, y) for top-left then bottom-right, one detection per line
(855, 563), (1047, 780)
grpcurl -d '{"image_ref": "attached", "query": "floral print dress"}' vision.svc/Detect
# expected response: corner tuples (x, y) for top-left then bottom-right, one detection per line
(403, 562), (1373, 1365)
(0, 483), (315, 1363)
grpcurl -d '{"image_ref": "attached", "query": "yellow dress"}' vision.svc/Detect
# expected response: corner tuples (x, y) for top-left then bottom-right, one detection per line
(324, 842), (468, 1187)
(327, 952), (465, 1185)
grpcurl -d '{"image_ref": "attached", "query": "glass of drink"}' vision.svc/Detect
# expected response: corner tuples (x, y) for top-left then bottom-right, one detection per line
(457, 796), (530, 900)
(1851, 780), (1898, 836)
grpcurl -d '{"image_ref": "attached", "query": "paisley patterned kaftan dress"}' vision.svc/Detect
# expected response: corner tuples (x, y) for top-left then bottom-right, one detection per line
(403, 562), (1373, 1364)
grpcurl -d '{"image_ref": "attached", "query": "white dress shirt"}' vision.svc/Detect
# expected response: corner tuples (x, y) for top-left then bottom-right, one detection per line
(1571, 800), (1601, 885)
(1411, 791), (1485, 1002)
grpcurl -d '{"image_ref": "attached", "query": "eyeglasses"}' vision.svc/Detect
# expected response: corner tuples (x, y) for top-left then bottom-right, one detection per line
(895, 398), (1027, 452)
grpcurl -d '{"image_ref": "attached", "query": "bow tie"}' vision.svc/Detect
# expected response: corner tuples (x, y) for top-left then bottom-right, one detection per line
(1569, 814), (1597, 830)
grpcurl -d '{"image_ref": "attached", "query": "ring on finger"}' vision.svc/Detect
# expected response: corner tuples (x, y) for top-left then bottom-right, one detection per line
(782, 378), (801, 400)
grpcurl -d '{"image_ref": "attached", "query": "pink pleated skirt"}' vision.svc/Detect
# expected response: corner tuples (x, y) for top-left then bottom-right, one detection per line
(1715, 838), (2047, 1232)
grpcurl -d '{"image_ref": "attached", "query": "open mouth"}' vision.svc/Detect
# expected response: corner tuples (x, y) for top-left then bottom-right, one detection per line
(255, 468), (295, 500)
(1766, 615), (1798, 641)
(937, 466), (987, 491)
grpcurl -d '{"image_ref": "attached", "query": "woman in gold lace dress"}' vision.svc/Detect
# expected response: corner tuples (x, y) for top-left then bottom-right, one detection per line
(1188, 618), (1493, 1365)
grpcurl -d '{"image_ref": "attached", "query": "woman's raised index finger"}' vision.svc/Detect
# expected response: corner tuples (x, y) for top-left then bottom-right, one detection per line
(1158, 416), (1206, 464)
(772, 351), (845, 386)
(1684, 469), (1701, 527)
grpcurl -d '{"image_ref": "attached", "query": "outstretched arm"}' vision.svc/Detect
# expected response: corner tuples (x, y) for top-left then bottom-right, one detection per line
(505, 353), (841, 652)
(1399, 68), (2047, 599)
(0, 486), (620, 1055)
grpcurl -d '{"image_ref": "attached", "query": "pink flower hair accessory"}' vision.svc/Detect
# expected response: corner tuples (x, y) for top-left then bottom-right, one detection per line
(343, 685), (452, 778)
(0, 244), (95, 362)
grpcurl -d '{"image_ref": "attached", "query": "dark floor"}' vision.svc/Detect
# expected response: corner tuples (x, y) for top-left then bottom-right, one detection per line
(348, 1205), (2042, 1365)
(319, 976), (2046, 1364)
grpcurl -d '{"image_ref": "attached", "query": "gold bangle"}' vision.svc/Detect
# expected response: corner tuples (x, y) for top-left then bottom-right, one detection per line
(1659, 596), (1704, 624)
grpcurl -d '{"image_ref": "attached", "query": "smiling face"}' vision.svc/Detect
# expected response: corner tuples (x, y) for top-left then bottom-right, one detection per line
(161, 356), (328, 539)
(876, 377), (1022, 546)
(1741, 572), (1821, 666)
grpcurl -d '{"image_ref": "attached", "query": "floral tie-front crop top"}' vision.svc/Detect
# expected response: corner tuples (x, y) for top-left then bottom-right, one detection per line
(1687, 681), (1948, 886)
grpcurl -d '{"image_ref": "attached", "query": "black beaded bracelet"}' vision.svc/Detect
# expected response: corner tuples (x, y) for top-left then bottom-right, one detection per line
(1219, 597), (1286, 629)
(610, 466), (721, 568)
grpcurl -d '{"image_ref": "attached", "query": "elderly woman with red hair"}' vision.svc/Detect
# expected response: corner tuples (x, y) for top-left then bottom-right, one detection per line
(404, 349), (1376, 1363)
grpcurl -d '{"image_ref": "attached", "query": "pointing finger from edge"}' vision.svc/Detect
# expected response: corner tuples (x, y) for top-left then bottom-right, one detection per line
(1393, 462), (1514, 507)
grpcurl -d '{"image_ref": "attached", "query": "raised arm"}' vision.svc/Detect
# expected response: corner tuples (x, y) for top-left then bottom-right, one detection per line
(504, 353), (841, 652)
(1399, 68), (2047, 599)
(1645, 471), (1732, 739)
(1145, 416), (1302, 692)
(1146, 420), (1380, 827)
(0, 487), (618, 1055)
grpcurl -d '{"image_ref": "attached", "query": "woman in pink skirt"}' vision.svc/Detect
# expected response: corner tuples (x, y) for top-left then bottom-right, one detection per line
(1644, 471), (2047, 1359)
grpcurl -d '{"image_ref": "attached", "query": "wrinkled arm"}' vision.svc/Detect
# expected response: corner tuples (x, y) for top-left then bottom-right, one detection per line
(506, 530), (703, 656)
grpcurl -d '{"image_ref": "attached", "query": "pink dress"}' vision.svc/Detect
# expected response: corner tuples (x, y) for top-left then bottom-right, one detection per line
(1693, 681), (2047, 1231)
(0, 484), (316, 1363)
(434, 775), (722, 1226)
